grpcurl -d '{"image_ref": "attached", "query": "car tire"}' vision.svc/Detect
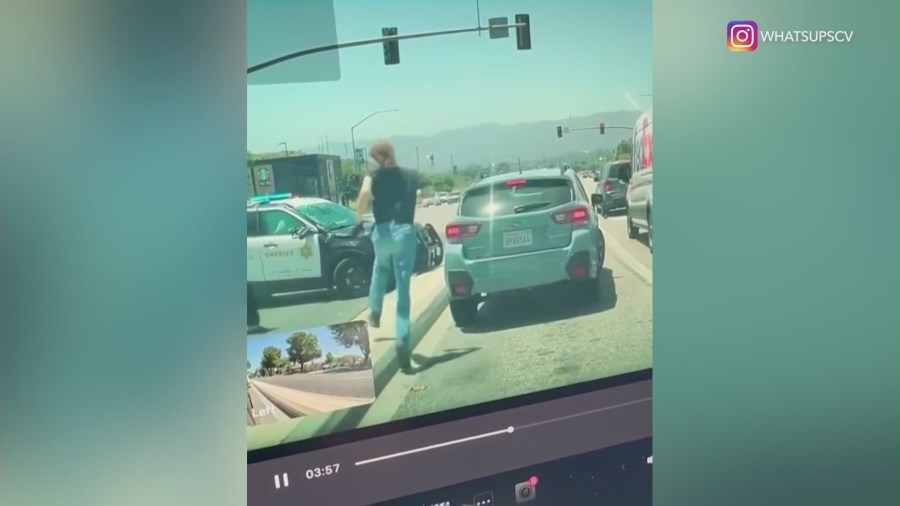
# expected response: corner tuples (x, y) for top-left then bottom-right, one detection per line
(627, 215), (640, 239)
(247, 285), (261, 327)
(333, 257), (371, 299)
(250, 285), (274, 309)
(600, 204), (609, 219)
(577, 274), (602, 302)
(449, 298), (479, 327)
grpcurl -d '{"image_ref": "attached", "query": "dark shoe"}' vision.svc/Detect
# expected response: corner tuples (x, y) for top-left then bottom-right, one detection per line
(368, 311), (381, 329)
(396, 344), (413, 373)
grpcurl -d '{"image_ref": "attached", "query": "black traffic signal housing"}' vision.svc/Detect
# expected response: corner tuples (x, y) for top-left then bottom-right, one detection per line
(349, 173), (361, 187)
(382, 27), (400, 65)
(598, 122), (605, 135)
(515, 14), (531, 50)
(556, 126), (563, 138)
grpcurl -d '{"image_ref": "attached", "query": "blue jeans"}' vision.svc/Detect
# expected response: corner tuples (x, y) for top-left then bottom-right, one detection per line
(369, 222), (417, 349)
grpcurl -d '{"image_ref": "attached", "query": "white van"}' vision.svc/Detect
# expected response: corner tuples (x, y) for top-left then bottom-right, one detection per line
(625, 110), (653, 251)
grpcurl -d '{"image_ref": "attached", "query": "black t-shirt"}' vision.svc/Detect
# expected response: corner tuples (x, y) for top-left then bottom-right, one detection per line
(370, 166), (419, 225)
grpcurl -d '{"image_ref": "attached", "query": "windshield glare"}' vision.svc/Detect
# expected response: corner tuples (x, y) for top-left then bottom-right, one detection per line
(293, 202), (356, 230)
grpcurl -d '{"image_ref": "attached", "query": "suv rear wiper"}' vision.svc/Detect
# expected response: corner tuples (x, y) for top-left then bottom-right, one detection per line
(513, 201), (552, 213)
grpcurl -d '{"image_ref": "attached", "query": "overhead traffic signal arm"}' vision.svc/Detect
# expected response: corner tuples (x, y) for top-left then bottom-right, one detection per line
(554, 123), (633, 138)
(249, 16), (534, 73)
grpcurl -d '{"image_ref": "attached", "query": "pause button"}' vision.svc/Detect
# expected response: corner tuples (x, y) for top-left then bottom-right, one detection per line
(274, 473), (290, 489)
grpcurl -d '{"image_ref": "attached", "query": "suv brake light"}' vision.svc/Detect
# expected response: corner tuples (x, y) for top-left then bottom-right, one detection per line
(603, 181), (612, 192)
(446, 223), (481, 243)
(507, 178), (527, 187)
(552, 206), (589, 227)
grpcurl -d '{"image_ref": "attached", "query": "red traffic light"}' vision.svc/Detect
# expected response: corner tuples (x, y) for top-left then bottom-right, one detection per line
(599, 123), (605, 135)
(556, 126), (563, 138)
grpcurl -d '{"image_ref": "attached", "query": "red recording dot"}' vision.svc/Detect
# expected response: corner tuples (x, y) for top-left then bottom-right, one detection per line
(528, 476), (539, 487)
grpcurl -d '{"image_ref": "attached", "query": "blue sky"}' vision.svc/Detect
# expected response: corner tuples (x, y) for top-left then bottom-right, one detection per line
(248, 0), (652, 153)
(246, 325), (364, 368)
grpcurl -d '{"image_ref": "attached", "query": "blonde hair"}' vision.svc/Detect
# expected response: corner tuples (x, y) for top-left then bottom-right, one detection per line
(369, 140), (397, 169)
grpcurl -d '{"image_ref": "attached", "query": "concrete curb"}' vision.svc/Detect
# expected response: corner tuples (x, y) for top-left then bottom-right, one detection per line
(247, 383), (291, 422)
(251, 381), (323, 418)
(251, 380), (373, 418)
(354, 268), (451, 394)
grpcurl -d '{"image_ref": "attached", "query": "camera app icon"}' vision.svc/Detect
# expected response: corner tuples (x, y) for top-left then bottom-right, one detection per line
(727, 21), (758, 52)
(514, 476), (538, 503)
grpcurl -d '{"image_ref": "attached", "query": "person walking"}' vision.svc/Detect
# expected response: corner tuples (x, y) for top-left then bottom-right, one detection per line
(353, 140), (420, 373)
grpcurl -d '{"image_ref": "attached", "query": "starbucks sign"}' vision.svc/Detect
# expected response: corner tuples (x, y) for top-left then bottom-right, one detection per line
(256, 166), (272, 186)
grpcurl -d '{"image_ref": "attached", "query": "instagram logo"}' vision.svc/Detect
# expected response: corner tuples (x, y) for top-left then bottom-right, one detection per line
(727, 21), (758, 51)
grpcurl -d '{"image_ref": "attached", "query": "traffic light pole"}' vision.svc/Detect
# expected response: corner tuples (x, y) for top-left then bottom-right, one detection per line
(248, 22), (527, 74)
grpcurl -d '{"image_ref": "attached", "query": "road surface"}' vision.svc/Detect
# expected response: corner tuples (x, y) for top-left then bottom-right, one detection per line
(255, 205), (458, 332)
(388, 181), (653, 420)
(255, 368), (376, 400)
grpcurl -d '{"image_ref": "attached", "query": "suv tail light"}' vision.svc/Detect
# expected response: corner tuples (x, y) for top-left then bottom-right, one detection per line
(603, 181), (612, 192)
(566, 251), (592, 279)
(446, 223), (481, 243)
(447, 270), (474, 297)
(552, 206), (590, 227)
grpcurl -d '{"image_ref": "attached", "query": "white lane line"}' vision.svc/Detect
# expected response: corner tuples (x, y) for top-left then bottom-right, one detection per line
(602, 227), (653, 286)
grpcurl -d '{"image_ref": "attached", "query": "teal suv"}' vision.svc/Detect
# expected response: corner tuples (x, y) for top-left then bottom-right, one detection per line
(443, 169), (606, 326)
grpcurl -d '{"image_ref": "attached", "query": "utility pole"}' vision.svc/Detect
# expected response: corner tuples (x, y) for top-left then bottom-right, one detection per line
(476, 0), (482, 36)
(517, 155), (522, 173)
(416, 147), (420, 170)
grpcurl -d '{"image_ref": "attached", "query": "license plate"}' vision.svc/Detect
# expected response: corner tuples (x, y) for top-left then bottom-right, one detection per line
(503, 229), (533, 248)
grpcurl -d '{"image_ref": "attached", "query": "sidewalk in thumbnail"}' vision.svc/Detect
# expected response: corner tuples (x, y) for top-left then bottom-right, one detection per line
(251, 379), (374, 418)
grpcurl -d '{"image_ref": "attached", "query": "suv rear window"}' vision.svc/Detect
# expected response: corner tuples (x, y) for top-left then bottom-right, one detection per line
(607, 162), (631, 179)
(460, 178), (574, 218)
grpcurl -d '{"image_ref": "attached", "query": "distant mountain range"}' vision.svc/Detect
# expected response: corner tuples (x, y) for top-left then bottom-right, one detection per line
(289, 110), (643, 169)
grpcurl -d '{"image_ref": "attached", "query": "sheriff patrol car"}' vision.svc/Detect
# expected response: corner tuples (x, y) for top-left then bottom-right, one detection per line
(247, 194), (443, 307)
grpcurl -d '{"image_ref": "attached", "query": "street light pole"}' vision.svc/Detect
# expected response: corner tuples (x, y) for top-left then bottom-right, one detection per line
(350, 109), (399, 175)
(279, 142), (288, 157)
(416, 147), (420, 170)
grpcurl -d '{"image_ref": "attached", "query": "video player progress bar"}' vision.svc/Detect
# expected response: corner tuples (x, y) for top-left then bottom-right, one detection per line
(354, 397), (651, 467)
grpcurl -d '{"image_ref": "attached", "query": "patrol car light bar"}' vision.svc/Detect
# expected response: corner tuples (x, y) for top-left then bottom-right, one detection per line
(249, 193), (293, 203)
